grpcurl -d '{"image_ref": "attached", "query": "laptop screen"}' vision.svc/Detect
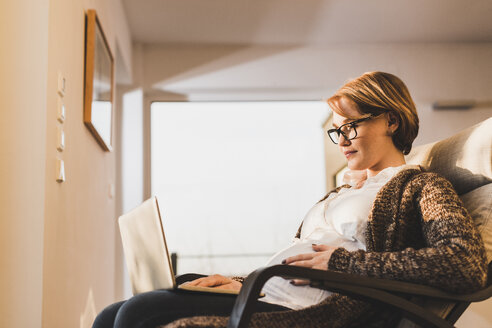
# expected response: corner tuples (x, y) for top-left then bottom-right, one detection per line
(118, 197), (176, 295)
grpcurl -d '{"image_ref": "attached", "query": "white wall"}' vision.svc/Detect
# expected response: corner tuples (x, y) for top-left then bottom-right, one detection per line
(0, 1), (49, 327)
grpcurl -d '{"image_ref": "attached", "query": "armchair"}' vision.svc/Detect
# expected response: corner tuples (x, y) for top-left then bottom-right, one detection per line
(171, 118), (492, 328)
(225, 262), (492, 328)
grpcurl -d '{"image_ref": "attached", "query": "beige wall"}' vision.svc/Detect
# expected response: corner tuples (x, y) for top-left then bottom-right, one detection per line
(42, 1), (131, 327)
(0, 1), (49, 327)
(0, 0), (131, 327)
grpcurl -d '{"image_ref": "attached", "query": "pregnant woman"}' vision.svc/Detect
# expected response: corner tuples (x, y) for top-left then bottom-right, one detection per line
(93, 71), (487, 328)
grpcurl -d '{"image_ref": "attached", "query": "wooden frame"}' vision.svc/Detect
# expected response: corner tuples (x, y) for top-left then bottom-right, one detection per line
(84, 9), (114, 151)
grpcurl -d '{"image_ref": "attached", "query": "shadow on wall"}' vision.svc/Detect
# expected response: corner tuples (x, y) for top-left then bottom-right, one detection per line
(474, 101), (492, 109)
(140, 1), (327, 95)
(145, 44), (297, 88)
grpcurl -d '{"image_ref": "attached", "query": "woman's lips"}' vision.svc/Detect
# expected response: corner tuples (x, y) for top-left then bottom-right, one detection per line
(344, 150), (357, 158)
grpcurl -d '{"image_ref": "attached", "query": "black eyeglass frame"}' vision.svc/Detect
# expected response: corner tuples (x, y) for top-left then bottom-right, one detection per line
(327, 114), (380, 144)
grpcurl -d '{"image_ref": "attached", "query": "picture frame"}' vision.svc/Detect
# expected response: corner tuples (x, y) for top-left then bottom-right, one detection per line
(84, 9), (114, 151)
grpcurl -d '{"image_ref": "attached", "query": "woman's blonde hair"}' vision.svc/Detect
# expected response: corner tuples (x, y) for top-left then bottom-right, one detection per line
(327, 71), (419, 155)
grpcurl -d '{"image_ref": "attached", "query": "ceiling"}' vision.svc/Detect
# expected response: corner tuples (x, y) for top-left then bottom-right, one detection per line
(122, 0), (492, 45)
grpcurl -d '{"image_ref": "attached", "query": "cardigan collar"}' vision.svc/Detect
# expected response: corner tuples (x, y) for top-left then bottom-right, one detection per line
(365, 166), (424, 251)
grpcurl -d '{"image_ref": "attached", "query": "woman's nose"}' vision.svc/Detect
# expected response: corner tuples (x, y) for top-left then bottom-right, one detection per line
(338, 133), (351, 146)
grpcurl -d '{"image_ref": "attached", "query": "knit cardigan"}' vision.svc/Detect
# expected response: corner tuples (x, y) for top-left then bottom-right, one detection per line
(164, 167), (488, 328)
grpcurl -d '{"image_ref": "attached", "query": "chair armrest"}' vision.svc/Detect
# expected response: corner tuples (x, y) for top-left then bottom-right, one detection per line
(310, 269), (492, 303)
(227, 265), (482, 328)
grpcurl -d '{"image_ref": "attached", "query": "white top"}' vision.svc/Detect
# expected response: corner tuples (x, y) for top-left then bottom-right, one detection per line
(260, 165), (408, 310)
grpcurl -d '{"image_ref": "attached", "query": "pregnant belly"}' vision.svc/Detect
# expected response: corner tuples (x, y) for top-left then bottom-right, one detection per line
(259, 241), (332, 310)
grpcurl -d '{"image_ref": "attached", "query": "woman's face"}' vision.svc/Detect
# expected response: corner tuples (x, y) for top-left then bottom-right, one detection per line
(331, 97), (400, 175)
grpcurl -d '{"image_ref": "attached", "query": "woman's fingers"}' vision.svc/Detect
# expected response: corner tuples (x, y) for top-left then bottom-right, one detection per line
(183, 277), (203, 286)
(283, 250), (335, 271)
(287, 259), (313, 268)
(185, 276), (242, 291)
(283, 253), (314, 264)
(283, 245), (336, 264)
(197, 275), (227, 287)
(312, 244), (332, 252)
(290, 279), (310, 286)
(216, 281), (242, 291)
(185, 275), (229, 287)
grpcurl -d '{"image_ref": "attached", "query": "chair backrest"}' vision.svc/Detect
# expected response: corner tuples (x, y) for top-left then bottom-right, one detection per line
(398, 118), (492, 327)
(406, 117), (491, 194)
(406, 117), (492, 263)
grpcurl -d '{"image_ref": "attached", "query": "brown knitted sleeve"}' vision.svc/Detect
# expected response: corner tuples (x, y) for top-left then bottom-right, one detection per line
(328, 173), (488, 293)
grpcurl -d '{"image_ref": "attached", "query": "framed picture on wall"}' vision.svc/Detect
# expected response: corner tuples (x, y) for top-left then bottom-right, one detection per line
(84, 9), (114, 151)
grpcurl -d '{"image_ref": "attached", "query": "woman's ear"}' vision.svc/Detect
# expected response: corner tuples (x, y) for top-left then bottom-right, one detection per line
(386, 112), (399, 134)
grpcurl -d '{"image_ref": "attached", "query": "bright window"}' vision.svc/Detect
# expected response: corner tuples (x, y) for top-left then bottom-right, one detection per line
(151, 101), (328, 275)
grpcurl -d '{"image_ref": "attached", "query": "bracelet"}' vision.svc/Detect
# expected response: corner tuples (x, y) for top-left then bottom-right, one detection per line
(230, 276), (245, 284)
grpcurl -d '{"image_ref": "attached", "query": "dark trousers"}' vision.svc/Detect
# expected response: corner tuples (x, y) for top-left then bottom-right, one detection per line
(92, 289), (289, 328)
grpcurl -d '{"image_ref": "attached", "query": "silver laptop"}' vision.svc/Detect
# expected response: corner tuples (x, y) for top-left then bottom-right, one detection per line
(119, 196), (240, 295)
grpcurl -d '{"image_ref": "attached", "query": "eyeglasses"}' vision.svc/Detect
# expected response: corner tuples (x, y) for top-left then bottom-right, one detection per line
(327, 115), (380, 144)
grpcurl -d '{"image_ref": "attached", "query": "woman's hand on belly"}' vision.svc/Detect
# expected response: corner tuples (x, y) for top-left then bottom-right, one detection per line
(282, 244), (337, 285)
(184, 274), (242, 291)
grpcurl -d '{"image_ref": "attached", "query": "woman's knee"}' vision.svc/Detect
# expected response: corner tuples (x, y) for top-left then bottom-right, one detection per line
(113, 290), (176, 328)
(92, 300), (126, 328)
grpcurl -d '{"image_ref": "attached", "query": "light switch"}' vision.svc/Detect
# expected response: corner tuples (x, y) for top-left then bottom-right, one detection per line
(57, 126), (65, 152)
(57, 71), (66, 97)
(56, 158), (65, 183)
(57, 98), (66, 123)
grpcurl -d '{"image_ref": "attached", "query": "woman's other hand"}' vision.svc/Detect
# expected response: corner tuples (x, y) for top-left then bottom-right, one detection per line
(184, 274), (242, 291)
(283, 244), (338, 285)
